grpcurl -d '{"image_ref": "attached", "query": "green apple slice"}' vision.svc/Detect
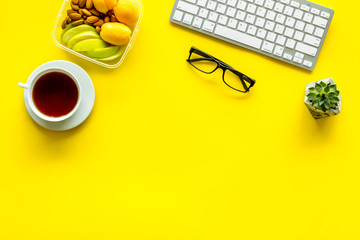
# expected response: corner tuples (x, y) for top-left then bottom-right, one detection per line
(85, 45), (120, 58)
(68, 31), (100, 49)
(72, 39), (108, 52)
(94, 47), (126, 62)
(61, 25), (96, 46)
(61, 24), (73, 38)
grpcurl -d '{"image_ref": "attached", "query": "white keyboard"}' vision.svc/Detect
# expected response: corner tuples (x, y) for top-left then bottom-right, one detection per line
(170, 0), (334, 71)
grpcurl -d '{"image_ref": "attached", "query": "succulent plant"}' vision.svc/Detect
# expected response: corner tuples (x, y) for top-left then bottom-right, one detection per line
(306, 81), (340, 112)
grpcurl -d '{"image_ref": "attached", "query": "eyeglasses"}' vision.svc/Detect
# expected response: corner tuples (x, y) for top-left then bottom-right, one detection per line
(186, 47), (256, 93)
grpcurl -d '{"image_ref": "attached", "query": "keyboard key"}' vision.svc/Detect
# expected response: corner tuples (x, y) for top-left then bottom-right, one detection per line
(294, 31), (304, 41)
(266, 32), (276, 42)
(265, 20), (275, 31)
(218, 0), (226, 3)
(304, 23), (314, 34)
(285, 38), (296, 48)
(293, 9), (303, 19)
(199, 8), (209, 18)
(284, 27), (294, 37)
(274, 24), (285, 34)
(218, 15), (228, 24)
(303, 34), (321, 47)
(214, 24), (262, 48)
(266, 11), (276, 20)
(303, 60), (313, 68)
(237, 22), (248, 31)
(276, 35), (286, 45)
(283, 52), (293, 60)
(178, 1), (200, 14)
(295, 52), (304, 59)
(310, 7), (320, 15)
(300, 4), (310, 12)
(284, 6), (294, 16)
(256, 7), (266, 17)
(255, 17), (265, 27)
(294, 20), (305, 31)
(280, 0), (290, 4)
(183, 13), (194, 24)
(303, 12), (313, 23)
(274, 45), (284, 56)
(264, 0), (274, 9)
(209, 12), (219, 21)
(321, 11), (330, 19)
(293, 57), (302, 63)
(314, 27), (324, 37)
(197, 0), (208, 7)
(202, 20), (215, 31)
(261, 41), (274, 53)
(193, 16), (203, 27)
(227, 0), (238, 7)
(216, 4), (226, 14)
(285, 17), (295, 27)
(173, 10), (184, 21)
(313, 16), (328, 28)
(237, 0), (247, 10)
(228, 18), (238, 28)
(247, 3), (257, 14)
(207, 0), (217, 10)
(275, 14), (286, 24)
(226, 7), (237, 17)
(254, 0), (264, 6)
(247, 25), (257, 35)
(290, 1), (300, 8)
(185, 0), (196, 3)
(236, 10), (246, 20)
(295, 42), (317, 56)
(257, 28), (267, 38)
(245, 14), (256, 24)
(274, 2), (284, 13)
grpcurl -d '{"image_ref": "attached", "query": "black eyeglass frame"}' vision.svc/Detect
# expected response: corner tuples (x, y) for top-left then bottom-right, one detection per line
(186, 47), (256, 93)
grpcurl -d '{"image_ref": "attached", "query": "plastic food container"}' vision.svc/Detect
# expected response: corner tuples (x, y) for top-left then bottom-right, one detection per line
(53, 0), (143, 68)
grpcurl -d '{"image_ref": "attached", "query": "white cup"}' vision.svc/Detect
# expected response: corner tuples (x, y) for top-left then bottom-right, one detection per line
(18, 67), (82, 122)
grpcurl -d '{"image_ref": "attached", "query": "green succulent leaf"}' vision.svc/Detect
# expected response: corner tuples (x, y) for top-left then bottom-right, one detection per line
(320, 81), (327, 88)
(330, 97), (340, 103)
(319, 99), (324, 106)
(315, 83), (322, 92)
(328, 92), (335, 98)
(329, 85), (336, 92)
(307, 93), (317, 100)
(313, 99), (320, 108)
(321, 104), (327, 112)
(335, 90), (340, 96)
(324, 86), (330, 93)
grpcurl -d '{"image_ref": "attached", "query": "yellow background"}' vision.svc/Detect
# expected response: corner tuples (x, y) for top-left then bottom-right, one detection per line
(1, 0), (359, 239)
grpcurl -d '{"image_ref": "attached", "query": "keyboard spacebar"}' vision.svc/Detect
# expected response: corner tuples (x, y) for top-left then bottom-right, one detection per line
(214, 25), (262, 49)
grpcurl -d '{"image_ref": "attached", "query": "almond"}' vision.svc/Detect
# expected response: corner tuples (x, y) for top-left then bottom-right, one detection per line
(66, 16), (72, 24)
(72, 0), (79, 4)
(61, 19), (67, 29)
(69, 13), (82, 20)
(72, 19), (84, 26)
(89, 8), (100, 16)
(84, 20), (93, 26)
(96, 26), (101, 33)
(87, 16), (99, 23)
(94, 19), (104, 27)
(82, 9), (92, 16)
(110, 15), (118, 22)
(86, 0), (93, 10)
(104, 16), (110, 23)
(67, 9), (78, 15)
(78, 0), (86, 8)
(71, 3), (79, 10)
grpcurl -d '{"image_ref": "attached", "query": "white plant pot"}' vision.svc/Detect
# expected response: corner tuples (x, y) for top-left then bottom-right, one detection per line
(304, 78), (341, 119)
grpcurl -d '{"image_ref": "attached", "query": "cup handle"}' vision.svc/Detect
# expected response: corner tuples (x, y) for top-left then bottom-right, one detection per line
(18, 82), (29, 89)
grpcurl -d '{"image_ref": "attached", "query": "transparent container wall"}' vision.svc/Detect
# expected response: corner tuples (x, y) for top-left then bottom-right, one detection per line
(53, 0), (143, 69)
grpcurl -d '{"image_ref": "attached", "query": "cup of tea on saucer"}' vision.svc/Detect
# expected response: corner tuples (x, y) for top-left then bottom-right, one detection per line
(19, 67), (82, 122)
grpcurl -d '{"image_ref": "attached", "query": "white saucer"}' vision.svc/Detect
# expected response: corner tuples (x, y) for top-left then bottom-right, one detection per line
(23, 60), (95, 131)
